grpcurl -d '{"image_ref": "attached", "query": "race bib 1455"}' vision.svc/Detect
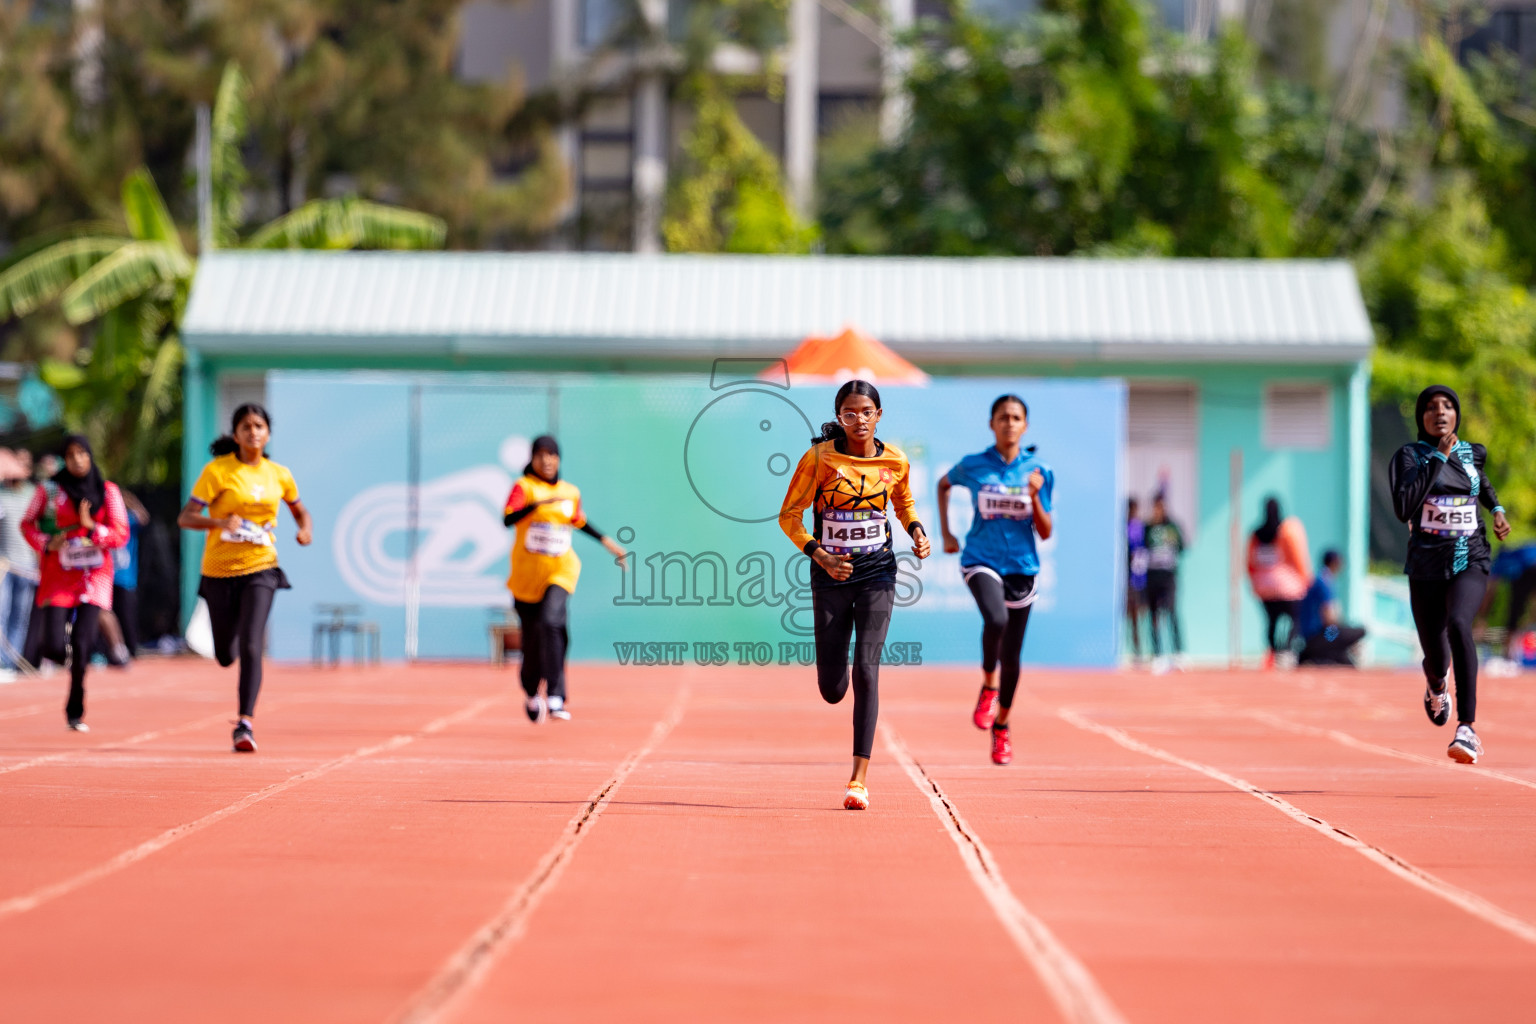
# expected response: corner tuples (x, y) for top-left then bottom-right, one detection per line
(1420, 496), (1478, 537)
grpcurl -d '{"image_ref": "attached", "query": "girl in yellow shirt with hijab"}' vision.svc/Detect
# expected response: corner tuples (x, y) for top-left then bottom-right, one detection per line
(504, 435), (627, 722)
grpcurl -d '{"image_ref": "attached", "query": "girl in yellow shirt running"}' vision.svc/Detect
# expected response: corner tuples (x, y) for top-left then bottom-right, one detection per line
(503, 435), (626, 722)
(178, 404), (312, 752)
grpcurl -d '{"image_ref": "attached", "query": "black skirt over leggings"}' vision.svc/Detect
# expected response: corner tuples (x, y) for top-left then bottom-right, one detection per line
(812, 580), (894, 760)
(200, 567), (289, 717)
(515, 585), (569, 700)
(1409, 570), (1488, 724)
(25, 602), (102, 722)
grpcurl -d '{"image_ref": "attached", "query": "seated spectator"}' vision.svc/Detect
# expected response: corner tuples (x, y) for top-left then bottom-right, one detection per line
(1296, 549), (1367, 666)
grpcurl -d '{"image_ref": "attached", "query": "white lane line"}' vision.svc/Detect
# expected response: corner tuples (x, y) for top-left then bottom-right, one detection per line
(1058, 708), (1536, 947)
(0, 680), (193, 721)
(392, 684), (691, 1024)
(0, 710), (251, 776)
(882, 723), (1129, 1024)
(0, 692), (507, 920)
(1245, 710), (1536, 793)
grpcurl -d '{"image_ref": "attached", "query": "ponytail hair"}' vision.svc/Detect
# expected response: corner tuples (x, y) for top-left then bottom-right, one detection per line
(210, 402), (272, 458)
(813, 379), (882, 444)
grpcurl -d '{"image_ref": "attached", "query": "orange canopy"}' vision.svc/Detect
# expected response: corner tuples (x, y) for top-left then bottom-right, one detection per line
(768, 325), (929, 387)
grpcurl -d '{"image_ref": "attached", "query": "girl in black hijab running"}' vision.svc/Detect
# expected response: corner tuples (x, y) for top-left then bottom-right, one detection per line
(1389, 385), (1511, 763)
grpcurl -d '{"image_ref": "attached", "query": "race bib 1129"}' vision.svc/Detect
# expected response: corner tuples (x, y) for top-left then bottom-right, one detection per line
(1420, 496), (1478, 537)
(978, 486), (1032, 521)
(819, 510), (888, 555)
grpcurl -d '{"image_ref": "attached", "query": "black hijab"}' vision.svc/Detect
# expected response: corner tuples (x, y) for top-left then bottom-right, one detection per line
(1414, 385), (1461, 446)
(55, 435), (106, 513)
(1253, 497), (1283, 545)
(522, 435), (560, 483)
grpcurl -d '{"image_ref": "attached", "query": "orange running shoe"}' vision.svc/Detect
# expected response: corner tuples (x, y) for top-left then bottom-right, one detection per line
(843, 780), (869, 810)
(990, 725), (1013, 765)
(973, 686), (1000, 730)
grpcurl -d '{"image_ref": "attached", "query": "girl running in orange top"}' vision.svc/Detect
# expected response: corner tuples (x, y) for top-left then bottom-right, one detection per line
(178, 404), (312, 753)
(20, 436), (130, 731)
(779, 380), (930, 810)
(503, 435), (627, 723)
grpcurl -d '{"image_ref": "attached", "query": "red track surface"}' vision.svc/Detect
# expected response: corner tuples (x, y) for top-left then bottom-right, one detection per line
(4, 659), (1536, 1022)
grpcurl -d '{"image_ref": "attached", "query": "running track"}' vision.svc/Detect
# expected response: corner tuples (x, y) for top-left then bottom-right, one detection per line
(3, 660), (1535, 1022)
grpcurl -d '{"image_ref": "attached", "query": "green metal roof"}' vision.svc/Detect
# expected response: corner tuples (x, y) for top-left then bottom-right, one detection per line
(182, 251), (1374, 363)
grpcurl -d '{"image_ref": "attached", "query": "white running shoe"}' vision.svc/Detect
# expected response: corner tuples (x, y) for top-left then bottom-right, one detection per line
(1448, 724), (1483, 764)
(546, 696), (571, 721)
(843, 781), (869, 810)
(524, 695), (547, 724)
(67, 719), (89, 732)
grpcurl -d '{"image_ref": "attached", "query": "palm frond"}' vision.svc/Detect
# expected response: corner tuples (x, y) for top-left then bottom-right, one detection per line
(136, 334), (183, 439)
(121, 169), (188, 256)
(210, 63), (251, 248)
(59, 242), (193, 324)
(0, 221), (125, 273)
(0, 237), (129, 320)
(246, 198), (447, 250)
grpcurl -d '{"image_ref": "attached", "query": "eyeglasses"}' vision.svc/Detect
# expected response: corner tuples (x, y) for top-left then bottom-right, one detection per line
(838, 409), (879, 425)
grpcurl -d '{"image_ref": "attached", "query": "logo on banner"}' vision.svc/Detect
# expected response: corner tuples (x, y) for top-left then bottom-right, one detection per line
(332, 436), (530, 606)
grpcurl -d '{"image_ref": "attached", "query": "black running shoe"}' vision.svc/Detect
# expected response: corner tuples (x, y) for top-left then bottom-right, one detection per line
(524, 695), (546, 723)
(232, 722), (257, 752)
(1424, 679), (1451, 727)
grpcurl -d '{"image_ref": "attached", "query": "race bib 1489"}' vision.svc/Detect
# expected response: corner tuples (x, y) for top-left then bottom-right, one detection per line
(1420, 496), (1478, 537)
(978, 486), (1032, 520)
(819, 509), (888, 555)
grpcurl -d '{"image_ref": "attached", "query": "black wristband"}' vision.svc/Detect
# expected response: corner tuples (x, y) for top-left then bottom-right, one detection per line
(802, 540), (821, 558)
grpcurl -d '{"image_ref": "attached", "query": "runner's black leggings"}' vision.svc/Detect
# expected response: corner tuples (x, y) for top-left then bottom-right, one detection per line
(515, 585), (569, 701)
(203, 576), (278, 718)
(966, 572), (1032, 710)
(25, 603), (101, 721)
(1145, 571), (1182, 655)
(813, 581), (894, 760)
(1261, 599), (1301, 653)
(1409, 570), (1488, 724)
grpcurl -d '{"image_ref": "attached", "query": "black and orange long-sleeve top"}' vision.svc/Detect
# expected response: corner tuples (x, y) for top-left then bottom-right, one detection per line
(779, 438), (922, 589)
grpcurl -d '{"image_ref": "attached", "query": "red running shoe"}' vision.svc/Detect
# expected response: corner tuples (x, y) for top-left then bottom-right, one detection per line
(973, 687), (1000, 730)
(991, 725), (1013, 766)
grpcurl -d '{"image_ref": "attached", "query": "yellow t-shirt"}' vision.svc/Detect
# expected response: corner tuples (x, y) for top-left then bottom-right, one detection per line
(505, 474), (586, 603)
(190, 454), (300, 578)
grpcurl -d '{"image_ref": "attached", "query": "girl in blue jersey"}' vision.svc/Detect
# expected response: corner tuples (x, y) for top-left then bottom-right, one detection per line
(938, 394), (1054, 765)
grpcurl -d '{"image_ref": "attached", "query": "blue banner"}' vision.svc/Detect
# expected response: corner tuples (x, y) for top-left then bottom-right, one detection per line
(265, 371), (1125, 665)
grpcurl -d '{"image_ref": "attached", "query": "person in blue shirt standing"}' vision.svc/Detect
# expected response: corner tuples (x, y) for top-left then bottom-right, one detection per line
(1295, 550), (1367, 666)
(938, 394), (1054, 766)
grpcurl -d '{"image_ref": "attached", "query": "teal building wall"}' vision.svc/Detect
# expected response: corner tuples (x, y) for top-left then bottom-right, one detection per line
(182, 350), (1369, 665)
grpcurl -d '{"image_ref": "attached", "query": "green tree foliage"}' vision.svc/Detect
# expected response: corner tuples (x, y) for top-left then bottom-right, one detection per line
(0, 1), (563, 250)
(664, 81), (817, 254)
(821, 0), (1309, 257)
(0, 62), (448, 484)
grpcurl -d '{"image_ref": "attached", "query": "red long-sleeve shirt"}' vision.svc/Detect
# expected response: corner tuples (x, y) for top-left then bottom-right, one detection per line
(21, 481), (129, 609)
